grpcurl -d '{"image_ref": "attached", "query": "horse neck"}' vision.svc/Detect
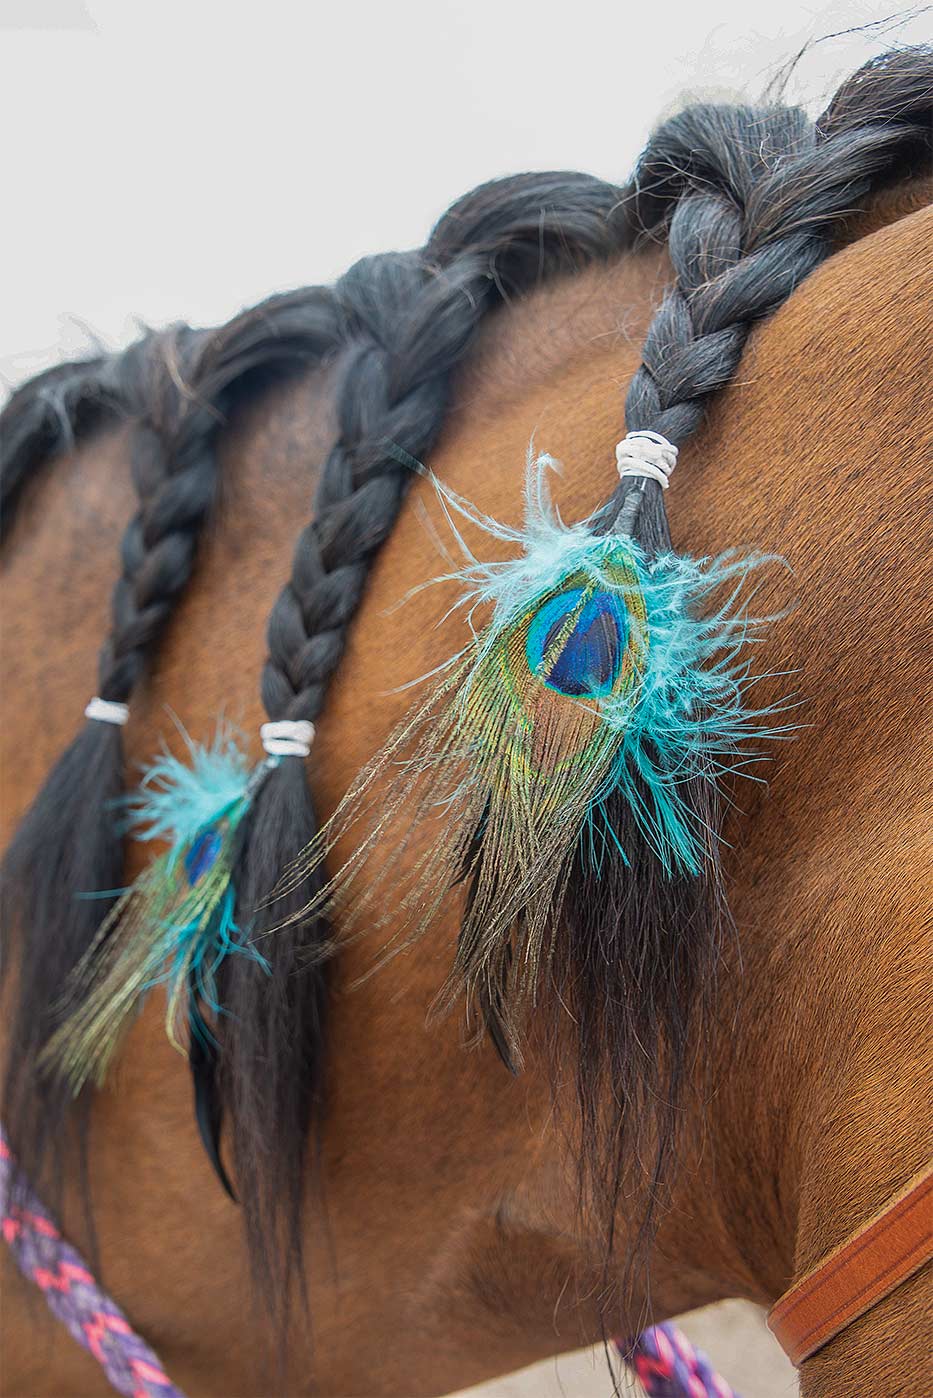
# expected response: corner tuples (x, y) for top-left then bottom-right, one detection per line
(426, 178), (932, 1314)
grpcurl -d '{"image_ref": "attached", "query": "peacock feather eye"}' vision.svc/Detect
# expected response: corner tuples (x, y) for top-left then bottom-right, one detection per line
(526, 587), (629, 698)
(185, 826), (222, 885)
(469, 541), (651, 792)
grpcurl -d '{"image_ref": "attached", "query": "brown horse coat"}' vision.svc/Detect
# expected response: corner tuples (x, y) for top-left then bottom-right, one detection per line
(2, 181), (931, 1396)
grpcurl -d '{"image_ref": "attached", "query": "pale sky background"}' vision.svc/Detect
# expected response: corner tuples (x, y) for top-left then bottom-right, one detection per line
(1, 0), (929, 393)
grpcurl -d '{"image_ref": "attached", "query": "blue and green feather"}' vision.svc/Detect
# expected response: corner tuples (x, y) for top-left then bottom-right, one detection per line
(285, 447), (789, 1041)
(43, 726), (270, 1095)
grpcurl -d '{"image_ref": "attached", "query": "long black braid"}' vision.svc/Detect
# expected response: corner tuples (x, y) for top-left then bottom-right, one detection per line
(0, 325), (235, 1215)
(562, 53), (933, 1286)
(191, 197), (636, 1316)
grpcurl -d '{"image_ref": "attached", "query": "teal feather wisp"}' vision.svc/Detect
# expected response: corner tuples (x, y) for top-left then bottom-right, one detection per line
(43, 726), (270, 1092)
(284, 449), (789, 1037)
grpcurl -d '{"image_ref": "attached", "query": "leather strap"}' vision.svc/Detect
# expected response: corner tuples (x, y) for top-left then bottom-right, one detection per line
(768, 1166), (933, 1366)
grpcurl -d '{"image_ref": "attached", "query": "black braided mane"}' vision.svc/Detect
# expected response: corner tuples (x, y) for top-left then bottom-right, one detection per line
(1, 47), (930, 1338)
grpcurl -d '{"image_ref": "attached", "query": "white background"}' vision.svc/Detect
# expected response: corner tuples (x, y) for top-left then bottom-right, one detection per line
(1, 1), (928, 392)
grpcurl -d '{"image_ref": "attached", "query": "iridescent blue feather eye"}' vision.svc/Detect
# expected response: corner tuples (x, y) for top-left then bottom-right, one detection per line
(526, 588), (629, 697)
(185, 827), (222, 885)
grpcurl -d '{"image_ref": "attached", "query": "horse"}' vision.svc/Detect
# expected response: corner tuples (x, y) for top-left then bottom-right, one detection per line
(1, 49), (931, 1398)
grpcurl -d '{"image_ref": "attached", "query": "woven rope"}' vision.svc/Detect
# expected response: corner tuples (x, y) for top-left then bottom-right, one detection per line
(2, 1122), (737, 1398)
(618, 1325), (740, 1397)
(0, 1127), (184, 1398)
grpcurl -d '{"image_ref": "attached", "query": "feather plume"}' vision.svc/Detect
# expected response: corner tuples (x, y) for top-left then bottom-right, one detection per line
(281, 450), (790, 1057)
(42, 726), (270, 1094)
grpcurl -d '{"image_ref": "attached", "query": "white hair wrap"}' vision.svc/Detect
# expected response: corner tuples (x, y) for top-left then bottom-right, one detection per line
(615, 430), (679, 489)
(260, 719), (315, 758)
(84, 697), (130, 726)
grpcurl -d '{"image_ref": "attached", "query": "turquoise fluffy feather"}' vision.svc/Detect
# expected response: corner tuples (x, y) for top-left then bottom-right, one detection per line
(125, 724), (253, 851)
(44, 726), (270, 1092)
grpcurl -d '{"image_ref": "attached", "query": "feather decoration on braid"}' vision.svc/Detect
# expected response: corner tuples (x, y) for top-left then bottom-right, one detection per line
(42, 727), (271, 1121)
(282, 445), (790, 1065)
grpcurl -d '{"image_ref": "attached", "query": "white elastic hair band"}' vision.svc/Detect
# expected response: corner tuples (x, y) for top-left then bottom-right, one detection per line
(260, 719), (315, 758)
(84, 697), (129, 726)
(615, 430), (679, 489)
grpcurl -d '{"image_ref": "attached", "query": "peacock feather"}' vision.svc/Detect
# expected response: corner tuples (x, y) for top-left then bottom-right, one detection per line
(43, 726), (270, 1095)
(281, 448), (789, 1055)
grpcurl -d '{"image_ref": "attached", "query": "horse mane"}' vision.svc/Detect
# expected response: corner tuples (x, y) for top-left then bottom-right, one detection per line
(2, 46), (931, 1338)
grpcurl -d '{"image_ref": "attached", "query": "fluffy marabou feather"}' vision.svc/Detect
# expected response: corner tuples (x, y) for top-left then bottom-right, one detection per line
(283, 451), (789, 1060)
(125, 725), (253, 848)
(42, 728), (269, 1093)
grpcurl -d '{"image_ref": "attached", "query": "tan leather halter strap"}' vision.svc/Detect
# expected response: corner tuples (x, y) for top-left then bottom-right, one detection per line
(767, 1166), (933, 1367)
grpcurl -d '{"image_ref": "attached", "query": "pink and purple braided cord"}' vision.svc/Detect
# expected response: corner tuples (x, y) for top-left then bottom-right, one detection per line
(0, 1128), (182, 1398)
(2, 1125), (737, 1398)
(618, 1328), (739, 1397)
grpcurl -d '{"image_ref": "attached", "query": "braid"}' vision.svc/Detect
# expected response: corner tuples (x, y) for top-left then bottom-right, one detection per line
(562, 51), (933, 1285)
(0, 326), (232, 1210)
(101, 332), (222, 701)
(607, 49), (933, 550)
(0, 352), (125, 1206)
(221, 213), (637, 1314)
(222, 252), (445, 1313)
(260, 256), (441, 724)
